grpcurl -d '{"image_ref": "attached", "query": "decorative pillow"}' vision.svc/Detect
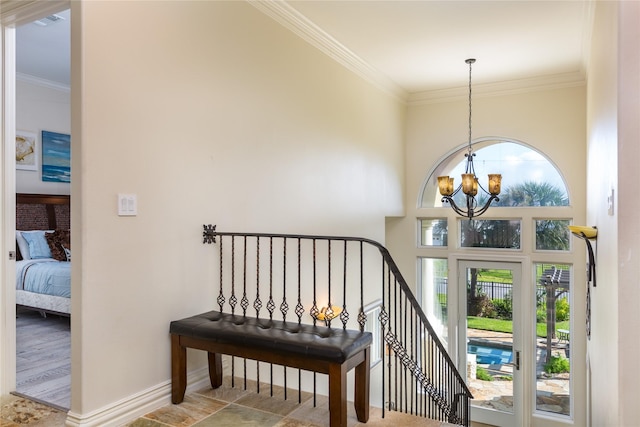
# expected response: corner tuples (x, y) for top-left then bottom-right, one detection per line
(22, 230), (53, 259)
(45, 229), (71, 262)
(63, 246), (71, 262)
(16, 231), (31, 260)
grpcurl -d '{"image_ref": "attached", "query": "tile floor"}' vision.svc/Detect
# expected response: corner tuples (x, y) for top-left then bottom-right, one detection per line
(1, 377), (455, 427)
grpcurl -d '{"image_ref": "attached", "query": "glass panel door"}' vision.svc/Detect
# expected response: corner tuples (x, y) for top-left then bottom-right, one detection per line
(459, 260), (522, 427)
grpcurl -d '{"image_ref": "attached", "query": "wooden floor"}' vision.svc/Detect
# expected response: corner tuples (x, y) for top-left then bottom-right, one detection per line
(15, 307), (71, 411)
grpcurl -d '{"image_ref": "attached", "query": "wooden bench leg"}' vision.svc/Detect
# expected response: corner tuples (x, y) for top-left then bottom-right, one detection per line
(329, 362), (347, 427)
(354, 347), (370, 422)
(171, 334), (187, 404)
(208, 352), (222, 389)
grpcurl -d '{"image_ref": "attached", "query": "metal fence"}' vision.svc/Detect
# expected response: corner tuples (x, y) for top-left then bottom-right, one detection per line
(435, 279), (567, 304)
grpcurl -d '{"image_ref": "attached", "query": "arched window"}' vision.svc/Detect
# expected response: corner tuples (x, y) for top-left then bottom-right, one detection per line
(416, 138), (582, 420)
(420, 139), (569, 209)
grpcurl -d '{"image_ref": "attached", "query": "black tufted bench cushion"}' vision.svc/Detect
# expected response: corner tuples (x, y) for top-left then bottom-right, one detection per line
(170, 311), (372, 363)
(170, 310), (372, 427)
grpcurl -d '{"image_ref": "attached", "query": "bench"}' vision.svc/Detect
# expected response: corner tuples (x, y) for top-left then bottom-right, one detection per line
(170, 310), (372, 427)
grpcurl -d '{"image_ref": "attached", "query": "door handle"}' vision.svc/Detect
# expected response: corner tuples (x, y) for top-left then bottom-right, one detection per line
(507, 350), (520, 370)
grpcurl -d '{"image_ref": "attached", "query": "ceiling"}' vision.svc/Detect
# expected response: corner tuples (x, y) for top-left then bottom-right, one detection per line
(16, 8), (70, 87)
(15, 1), (592, 97)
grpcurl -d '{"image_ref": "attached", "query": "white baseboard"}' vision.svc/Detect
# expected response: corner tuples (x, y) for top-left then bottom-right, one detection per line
(65, 367), (209, 427)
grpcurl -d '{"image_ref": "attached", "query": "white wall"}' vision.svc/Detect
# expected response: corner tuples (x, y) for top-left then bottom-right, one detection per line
(16, 78), (70, 194)
(616, 2), (640, 424)
(70, 0), (404, 421)
(587, 1), (640, 426)
(586, 3), (618, 425)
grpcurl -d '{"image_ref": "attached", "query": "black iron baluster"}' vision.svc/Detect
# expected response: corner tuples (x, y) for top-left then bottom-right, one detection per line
(280, 238), (288, 319)
(241, 236), (248, 316)
(268, 237), (274, 320)
(295, 238), (304, 325)
(217, 236), (225, 311)
(230, 237), (237, 314)
(254, 237), (262, 319)
(410, 299), (414, 415)
(341, 240), (348, 329)
(358, 241), (366, 332)
(310, 239), (319, 324)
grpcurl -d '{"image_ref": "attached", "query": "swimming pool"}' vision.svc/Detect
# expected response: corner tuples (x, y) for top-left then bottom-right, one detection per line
(468, 343), (513, 365)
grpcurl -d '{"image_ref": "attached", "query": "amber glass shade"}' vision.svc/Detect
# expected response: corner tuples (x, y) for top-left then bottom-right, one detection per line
(488, 174), (502, 195)
(438, 176), (454, 196)
(461, 174), (475, 195)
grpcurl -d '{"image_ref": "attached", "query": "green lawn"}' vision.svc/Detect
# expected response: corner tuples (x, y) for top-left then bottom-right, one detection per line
(468, 316), (569, 338)
(476, 265), (570, 283)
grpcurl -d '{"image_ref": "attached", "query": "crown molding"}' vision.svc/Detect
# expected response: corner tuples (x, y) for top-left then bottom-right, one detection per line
(17, 72), (70, 92)
(408, 71), (586, 106)
(1, 0), (69, 26)
(248, 0), (407, 102)
(249, 1), (587, 106)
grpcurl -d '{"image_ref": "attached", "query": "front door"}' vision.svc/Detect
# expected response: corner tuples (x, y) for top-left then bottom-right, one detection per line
(458, 260), (523, 427)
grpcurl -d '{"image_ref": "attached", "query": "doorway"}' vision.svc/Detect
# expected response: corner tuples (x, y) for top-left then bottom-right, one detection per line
(458, 260), (523, 427)
(1, 0), (72, 410)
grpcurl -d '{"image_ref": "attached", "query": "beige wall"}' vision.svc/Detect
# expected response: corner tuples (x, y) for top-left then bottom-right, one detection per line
(70, 0), (404, 421)
(16, 78), (71, 194)
(587, 1), (640, 426)
(388, 85), (587, 290)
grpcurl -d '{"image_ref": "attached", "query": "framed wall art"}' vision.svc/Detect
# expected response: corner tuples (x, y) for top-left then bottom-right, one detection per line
(16, 130), (38, 171)
(42, 130), (71, 183)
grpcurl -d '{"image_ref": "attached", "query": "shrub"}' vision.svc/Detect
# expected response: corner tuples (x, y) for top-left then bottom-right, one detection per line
(536, 305), (546, 323)
(493, 297), (513, 320)
(544, 355), (570, 374)
(556, 298), (570, 321)
(476, 366), (493, 381)
(468, 294), (495, 318)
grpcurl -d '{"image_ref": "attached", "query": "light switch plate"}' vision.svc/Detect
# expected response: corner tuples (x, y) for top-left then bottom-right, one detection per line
(118, 194), (137, 216)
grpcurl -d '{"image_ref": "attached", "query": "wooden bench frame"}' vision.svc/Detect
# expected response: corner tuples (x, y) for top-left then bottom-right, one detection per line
(171, 333), (371, 427)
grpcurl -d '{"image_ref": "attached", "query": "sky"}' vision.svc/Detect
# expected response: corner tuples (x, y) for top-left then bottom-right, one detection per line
(422, 141), (568, 207)
(447, 142), (566, 193)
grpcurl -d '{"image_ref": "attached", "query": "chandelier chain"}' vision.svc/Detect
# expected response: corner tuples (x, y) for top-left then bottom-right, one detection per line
(437, 58), (501, 219)
(467, 58), (474, 154)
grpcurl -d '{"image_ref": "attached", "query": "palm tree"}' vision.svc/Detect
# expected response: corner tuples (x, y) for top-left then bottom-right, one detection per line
(496, 181), (568, 207)
(495, 181), (570, 250)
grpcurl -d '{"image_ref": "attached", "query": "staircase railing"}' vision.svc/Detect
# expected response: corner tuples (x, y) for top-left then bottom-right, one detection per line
(203, 225), (472, 426)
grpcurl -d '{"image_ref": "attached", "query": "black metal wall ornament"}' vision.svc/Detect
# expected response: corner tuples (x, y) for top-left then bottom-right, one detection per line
(569, 225), (597, 339)
(203, 224), (217, 244)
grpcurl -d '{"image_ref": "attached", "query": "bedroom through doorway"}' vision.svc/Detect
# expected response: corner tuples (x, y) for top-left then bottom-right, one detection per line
(12, 5), (72, 411)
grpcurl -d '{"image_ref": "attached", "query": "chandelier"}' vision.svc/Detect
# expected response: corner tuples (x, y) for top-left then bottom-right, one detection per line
(438, 58), (502, 219)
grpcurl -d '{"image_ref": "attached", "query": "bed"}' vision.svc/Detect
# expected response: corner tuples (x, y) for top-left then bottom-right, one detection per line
(15, 193), (71, 316)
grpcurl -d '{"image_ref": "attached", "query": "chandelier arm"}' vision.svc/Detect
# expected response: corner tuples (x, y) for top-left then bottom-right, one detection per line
(441, 196), (468, 217)
(475, 181), (491, 194)
(473, 195), (500, 217)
